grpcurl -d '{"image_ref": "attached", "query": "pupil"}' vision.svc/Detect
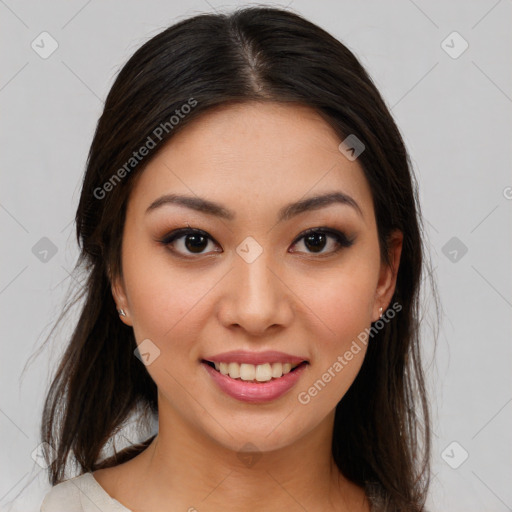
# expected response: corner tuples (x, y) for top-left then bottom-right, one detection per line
(185, 234), (207, 253)
(305, 233), (326, 253)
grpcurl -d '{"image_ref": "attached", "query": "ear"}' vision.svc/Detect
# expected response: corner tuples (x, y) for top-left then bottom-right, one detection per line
(110, 268), (133, 326)
(373, 230), (403, 322)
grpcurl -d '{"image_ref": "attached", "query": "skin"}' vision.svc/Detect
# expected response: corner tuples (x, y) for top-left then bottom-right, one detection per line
(94, 101), (402, 512)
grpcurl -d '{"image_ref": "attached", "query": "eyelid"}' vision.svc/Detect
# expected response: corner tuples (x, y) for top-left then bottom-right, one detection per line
(159, 227), (215, 245)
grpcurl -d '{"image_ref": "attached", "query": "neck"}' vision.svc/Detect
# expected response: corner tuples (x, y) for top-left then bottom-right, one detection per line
(121, 399), (369, 511)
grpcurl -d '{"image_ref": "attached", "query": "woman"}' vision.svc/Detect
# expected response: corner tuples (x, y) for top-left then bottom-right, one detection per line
(40, 6), (436, 511)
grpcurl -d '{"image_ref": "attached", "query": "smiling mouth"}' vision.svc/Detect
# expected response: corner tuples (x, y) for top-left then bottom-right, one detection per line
(202, 360), (308, 382)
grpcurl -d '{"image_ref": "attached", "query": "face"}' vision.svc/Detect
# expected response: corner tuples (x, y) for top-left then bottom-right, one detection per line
(112, 101), (402, 454)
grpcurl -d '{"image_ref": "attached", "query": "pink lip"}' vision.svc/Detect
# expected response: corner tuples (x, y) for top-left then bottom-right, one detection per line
(203, 350), (308, 365)
(202, 361), (308, 403)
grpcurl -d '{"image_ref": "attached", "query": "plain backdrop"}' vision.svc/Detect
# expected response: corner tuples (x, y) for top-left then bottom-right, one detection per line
(1, 1), (511, 511)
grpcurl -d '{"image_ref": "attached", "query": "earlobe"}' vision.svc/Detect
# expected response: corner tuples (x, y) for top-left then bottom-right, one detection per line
(374, 230), (403, 321)
(110, 270), (132, 326)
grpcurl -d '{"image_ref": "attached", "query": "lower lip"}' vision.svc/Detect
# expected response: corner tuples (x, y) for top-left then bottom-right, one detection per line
(202, 361), (308, 404)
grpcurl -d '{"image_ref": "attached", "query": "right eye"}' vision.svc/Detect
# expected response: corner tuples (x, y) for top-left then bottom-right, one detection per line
(159, 227), (222, 257)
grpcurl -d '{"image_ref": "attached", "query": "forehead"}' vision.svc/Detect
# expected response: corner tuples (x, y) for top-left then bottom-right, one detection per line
(127, 101), (374, 223)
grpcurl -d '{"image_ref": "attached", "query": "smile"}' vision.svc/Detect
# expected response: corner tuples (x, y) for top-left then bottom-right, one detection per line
(201, 358), (309, 403)
(204, 360), (306, 382)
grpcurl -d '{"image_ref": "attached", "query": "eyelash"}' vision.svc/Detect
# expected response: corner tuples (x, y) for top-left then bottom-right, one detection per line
(158, 226), (355, 258)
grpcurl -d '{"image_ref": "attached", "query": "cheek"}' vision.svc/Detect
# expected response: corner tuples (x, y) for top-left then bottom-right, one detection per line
(122, 246), (211, 343)
(304, 260), (377, 343)
(295, 266), (376, 409)
(294, 253), (378, 391)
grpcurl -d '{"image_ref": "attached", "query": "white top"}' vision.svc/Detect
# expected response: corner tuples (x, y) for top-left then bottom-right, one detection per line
(40, 472), (132, 512)
(40, 472), (385, 511)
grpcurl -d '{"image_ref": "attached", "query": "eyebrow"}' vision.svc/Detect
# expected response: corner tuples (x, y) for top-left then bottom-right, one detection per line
(145, 191), (363, 222)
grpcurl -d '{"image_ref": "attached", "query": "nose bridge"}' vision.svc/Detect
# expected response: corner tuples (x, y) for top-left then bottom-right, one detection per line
(224, 240), (290, 332)
(236, 244), (278, 305)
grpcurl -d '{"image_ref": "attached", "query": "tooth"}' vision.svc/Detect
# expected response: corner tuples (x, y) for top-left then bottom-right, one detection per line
(239, 363), (256, 381)
(255, 363), (272, 382)
(228, 362), (240, 379)
(271, 362), (283, 378)
(282, 363), (292, 374)
(213, 361), (301, 380)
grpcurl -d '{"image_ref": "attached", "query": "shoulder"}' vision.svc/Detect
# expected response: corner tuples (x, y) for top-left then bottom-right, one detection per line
(40, 473), (89, 512)
(40, 472), (131, 512)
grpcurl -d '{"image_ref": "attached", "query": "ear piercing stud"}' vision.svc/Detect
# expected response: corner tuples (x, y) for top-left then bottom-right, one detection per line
(118, 309), (126, 317)
(379, 307), (383, 319)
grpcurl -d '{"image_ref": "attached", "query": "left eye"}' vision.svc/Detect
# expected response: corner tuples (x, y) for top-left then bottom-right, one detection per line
(290, 228), (354, 255)
(159, 227), (354, 257)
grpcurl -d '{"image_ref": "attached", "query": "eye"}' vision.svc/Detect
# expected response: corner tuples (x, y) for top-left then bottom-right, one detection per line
(290, 227), (355, 255)
(159, 227), (221, 257)
(158, 226), (354, 258)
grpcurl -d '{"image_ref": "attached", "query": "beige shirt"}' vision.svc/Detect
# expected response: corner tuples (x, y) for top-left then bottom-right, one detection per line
(41, 472), (388, 511)
(40, 472), (131, 512)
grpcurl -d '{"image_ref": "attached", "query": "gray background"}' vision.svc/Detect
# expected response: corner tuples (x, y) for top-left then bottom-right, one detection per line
(1, 1), (511, 511)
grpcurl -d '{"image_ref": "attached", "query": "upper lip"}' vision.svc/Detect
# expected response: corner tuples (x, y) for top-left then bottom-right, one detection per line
(203, 350), (308, 365)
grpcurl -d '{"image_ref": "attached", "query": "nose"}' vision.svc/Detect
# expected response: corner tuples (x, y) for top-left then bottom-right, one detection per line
(216, 249), (294, 336)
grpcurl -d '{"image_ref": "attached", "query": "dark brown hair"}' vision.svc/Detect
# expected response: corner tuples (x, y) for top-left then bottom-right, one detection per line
(39, 6), (438, 510)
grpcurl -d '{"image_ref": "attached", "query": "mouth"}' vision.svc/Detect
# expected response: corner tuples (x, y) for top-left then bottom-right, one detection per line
(201, 359), (309, 383)
(201, 357), (309, 403)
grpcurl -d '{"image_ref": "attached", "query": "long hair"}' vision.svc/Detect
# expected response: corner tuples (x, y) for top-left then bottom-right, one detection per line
(39, 6), (438, 510)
